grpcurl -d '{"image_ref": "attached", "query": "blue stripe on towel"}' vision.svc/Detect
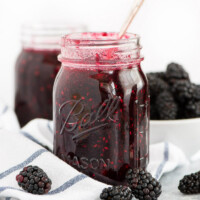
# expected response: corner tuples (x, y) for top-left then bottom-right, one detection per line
(155, 142), (169, 179)
(20, 131), (51, 151)
(48, 174), (87, 194)
(20, 131), (41, 145)
(0, 149), (47, 180)
(0, 175), (87, 195)
(1, 105), (8, 115)
(20, 131), (49, 150)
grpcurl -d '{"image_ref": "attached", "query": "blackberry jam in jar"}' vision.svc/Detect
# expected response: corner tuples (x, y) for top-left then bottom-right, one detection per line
(15, 23), (86, 127)
(53, 32), (149, 185)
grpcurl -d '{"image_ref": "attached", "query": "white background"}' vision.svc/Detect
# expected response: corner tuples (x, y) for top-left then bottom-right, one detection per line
(0, 0), (200, 106)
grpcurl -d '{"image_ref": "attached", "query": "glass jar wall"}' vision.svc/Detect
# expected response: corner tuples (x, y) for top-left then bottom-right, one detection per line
(53, 32), (150, 185)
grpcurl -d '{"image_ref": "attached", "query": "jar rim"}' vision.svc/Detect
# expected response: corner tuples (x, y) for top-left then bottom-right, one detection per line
(21, 22), (87, 37)
(21, 22), (87, 50)
(59, 32), (143, 66)
(61, 32), (140, 47)
(59, 32), (142, 65)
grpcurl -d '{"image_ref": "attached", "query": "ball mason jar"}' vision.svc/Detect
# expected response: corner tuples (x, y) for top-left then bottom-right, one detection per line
(53, 32), (149, 185)
(15, 23), (86, 127)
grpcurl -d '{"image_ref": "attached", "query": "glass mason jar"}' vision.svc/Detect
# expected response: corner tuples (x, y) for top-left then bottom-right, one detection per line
(53, 32), (149, 185)
(15, 23), (86, 127)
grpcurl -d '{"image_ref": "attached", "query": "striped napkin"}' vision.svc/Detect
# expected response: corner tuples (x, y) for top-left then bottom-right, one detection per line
(0, 102), (188, 200)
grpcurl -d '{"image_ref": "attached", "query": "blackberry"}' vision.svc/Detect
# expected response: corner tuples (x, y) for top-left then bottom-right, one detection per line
(126, 168), (162, 200)
(147, 74), (169, 99)
(184, 101), (200, 118)
(147, 72), (167, 81)
(193, 85), (200, 101)
(176, 106), (185, 119)
(150, 104), (158, 120)
(156, 91), (178, 120)
(178, 171), (200, 194)
(166, 63), (190, 85)
(171, 80), (195, 103)
(16, 165), (52, 194)
(100, 185), (132, 200)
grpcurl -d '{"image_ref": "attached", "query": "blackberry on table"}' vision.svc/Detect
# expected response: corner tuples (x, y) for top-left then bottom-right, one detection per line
(126, 168), (162, 200)
(184, 101), (200, 118)
(178, 171), (200, 194)
(171, 80), (195, 103)
(100, 185), (132, 200)
(16, 165), (52, 194)
(156, 91), (178, 120)
(166, 63), (190, 85)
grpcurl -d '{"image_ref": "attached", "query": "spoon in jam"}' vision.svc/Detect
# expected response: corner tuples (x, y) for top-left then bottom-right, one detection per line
(119, 0), (145, 38)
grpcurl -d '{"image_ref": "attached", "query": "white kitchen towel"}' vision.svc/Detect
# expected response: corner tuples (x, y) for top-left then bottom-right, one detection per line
(0, 103), (188, 200)
(0, 102), (20, 132)
(0, 130), (106, 200)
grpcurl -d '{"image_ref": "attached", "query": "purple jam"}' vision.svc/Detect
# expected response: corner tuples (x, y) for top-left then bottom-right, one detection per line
(53, 32), (149, 185)
(15, 49), (60, 127)
(53, 66), (149, 185)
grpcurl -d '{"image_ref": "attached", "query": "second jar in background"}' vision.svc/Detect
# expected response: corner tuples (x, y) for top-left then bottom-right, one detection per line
(15, 23), (86, 127)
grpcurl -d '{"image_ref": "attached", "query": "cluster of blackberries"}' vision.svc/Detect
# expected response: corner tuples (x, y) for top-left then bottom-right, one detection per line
(16, 165), (52, 195)
(178, 171), (200, 194)
(147, 63), (200, 120)
(100, 169), (162, 200)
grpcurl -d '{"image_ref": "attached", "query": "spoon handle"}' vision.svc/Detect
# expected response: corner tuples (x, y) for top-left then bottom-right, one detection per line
(119, 0), (145, 39)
